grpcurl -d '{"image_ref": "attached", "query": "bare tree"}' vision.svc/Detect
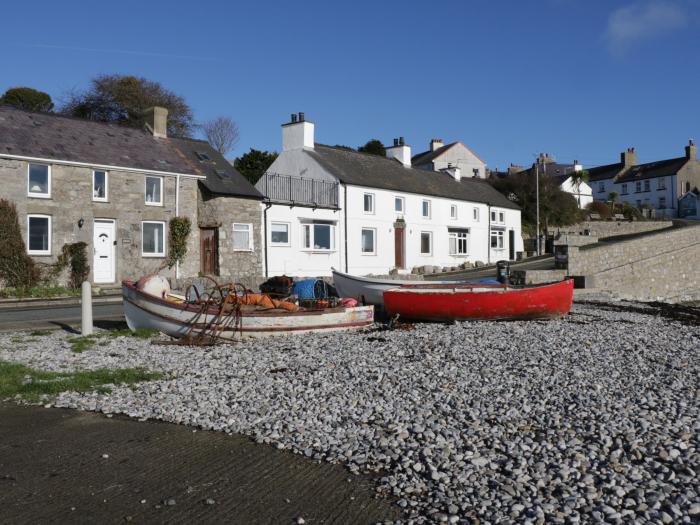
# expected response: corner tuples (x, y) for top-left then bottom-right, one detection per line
(200, 116), (240, 155)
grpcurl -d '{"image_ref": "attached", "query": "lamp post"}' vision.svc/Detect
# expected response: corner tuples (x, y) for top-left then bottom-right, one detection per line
(535, 161), (540, 256)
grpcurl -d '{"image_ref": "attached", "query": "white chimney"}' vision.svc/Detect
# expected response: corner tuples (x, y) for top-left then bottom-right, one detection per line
(442, 166), (462, 181)
(430, 138), (444, 152)
(282, 112), (315, 151)
(386, 137), (411, 167)
(573, 160), (583, 172)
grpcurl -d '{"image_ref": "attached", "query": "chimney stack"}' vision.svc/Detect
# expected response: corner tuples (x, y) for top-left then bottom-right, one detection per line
(386, 137), (412, 167)
(685, 139), (697, 160)
(621, 147), (638, 167)
(143, 106), (168, 138)
(430, 138), (444, 152)
(442, 166), (461, 181)
(282, 111), (315, 151)
(573, 160), (583, 172)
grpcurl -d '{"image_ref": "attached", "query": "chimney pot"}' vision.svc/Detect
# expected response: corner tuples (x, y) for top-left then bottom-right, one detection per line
(685, 139), (697, 160)
(291, 113), (297, 123)
(399, 136), (404, 145)
(299, 112), (305, 122)
(393, 138), (399, 146)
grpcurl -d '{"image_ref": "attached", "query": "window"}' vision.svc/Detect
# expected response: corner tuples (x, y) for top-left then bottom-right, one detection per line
(473, 208), (479, 221)
(93, 170), (108, 201)
(142, 221), (165, 257)
(195, 151), (211, 162)
(491, 210), (496, 222)
(621, 183), (628, 195)
(420, 231), (432, 255)
(635, 181), (642, 193)
(145, 176), (163, 206)
(472, 168), (479, 178)
(361, 228), (376, 254)
(659, 197), (666, 209)
(448, 228), (469, 255)
(450, 204), (458, 219)
(27, 215), (51, 255)
(499, 212), (505, 223)
(394, 196), (404, 213)
(270, 222), (290, 245)
(658, 177), (666, 190)
(302, 222), (335, 251)
(598, 182), (605, 193)
(363, 193), (374, 214)
(491, 230), (504, 249)
(233, 223), (253, 251)
(644, 180), (650, 192)
(422, 200), (431, 218)
(27, 163), (50, 198)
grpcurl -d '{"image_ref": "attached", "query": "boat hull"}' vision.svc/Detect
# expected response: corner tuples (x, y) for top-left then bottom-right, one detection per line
(122, 282), (374, 340)
(383, 280), (574, 322)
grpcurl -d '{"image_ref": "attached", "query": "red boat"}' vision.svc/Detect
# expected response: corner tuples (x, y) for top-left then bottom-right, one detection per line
(383, 280), (574, 322)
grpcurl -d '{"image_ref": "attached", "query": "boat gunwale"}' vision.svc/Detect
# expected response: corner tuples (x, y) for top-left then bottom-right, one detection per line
(388, 279), (573, 294)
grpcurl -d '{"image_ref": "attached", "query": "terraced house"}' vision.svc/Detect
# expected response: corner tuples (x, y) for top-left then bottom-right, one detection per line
(256, 113), (522, 277)
(588, 142), (700, 219)
(0, 106), (263, 287)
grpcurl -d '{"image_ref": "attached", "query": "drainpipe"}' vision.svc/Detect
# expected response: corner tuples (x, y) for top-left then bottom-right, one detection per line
(343, 184), (349, 273)
(263, 202), (272, 278)
(487, 203), (491, 265)
(175, 174), (180, 280)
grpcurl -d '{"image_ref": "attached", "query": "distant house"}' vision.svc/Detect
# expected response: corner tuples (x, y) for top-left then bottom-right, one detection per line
(254, 113), (522, 277)
(587, 143), (700, 218)
(0, 106), (263, 287)
(679, 189), (699, 219)
(412, 139), (487, 179)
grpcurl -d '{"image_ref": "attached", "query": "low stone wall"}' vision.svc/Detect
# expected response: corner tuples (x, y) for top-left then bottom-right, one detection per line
(557, 220), (672, 239)
(567, 223), (700, 302)
(513, 269), (567, 285)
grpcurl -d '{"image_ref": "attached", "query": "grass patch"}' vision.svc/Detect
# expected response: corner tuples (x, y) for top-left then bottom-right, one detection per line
(0, 361), (162, 403)
(0, 286), (82, 299)
(67, 328), (159, 352)
(67, 336), (99, 353)
(29, 330), (52, 337)
(106, 328), (159, 339)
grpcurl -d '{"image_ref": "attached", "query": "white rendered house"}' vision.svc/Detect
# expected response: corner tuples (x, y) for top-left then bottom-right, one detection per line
(412, 139), (487, 179)
(255, 113), (522, 277)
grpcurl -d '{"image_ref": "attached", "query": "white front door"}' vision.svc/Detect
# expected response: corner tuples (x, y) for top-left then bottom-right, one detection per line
(93, 219), (116, 283)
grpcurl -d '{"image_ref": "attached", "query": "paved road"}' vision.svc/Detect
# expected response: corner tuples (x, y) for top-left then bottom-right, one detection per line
(0, 403), (399, 524)
(0, 302), (124, 332)
(424, 255), (555, 281)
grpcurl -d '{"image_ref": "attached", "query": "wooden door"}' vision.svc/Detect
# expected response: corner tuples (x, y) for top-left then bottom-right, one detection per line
(394, 225), (405, 269)
(200, 228), (218, 275)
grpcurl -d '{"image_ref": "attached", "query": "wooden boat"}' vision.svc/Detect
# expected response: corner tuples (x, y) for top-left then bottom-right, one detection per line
(331, 268), (484, 306)
(383, 280), (574, 322)
(122, 280), (374, 341)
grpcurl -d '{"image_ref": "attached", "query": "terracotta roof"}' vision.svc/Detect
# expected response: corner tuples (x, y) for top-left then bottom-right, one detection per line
(308, 144), (519, 209)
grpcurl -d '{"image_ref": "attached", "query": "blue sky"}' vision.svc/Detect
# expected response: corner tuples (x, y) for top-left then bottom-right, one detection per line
(1, 0), (699, 169)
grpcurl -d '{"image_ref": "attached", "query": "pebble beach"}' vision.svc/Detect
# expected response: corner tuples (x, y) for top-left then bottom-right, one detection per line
(1, 300), (698, 524)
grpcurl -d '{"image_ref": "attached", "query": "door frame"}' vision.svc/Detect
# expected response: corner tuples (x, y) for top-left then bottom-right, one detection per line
(200, 227), (219, 276)
(394, 221), (406, 269)
(93, 218), (116, 284)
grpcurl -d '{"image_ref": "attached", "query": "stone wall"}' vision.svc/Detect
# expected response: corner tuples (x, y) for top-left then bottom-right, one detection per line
(556, 220), (672, 238)
(0, 158), (200, 285)
(197, 186), (263, 288)
(566, 223), (700, 302)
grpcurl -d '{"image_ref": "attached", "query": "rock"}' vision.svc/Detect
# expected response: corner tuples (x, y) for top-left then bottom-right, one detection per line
(474, 261), (485, 267)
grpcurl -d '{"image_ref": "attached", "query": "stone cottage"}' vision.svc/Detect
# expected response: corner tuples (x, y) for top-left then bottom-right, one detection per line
(0, 105), (263, 287)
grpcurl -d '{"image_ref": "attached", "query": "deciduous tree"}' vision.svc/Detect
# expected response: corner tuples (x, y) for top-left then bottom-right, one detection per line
(200, 116), (240, 155)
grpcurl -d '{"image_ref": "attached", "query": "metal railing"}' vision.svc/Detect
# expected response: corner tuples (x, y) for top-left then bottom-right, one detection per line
(257, 172), (339, 209)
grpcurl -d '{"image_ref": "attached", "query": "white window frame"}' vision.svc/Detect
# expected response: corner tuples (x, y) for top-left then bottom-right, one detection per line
(141, 221), (166, 257)
(301, 222), (336, 252)
(420, 231), (432, 255)
(448, 229), (469, 256)
(232, 223), (254, 251)
(145, 176), (163, 206)
(635, 181), (642, 193)
(394, 196), (405, 214)
(490, 230), (505, 250)
(421, 199), (431, 219)
(659, 196), (666, 209)
(450, 204), (458, 220)
(27, 163), (51, 199)
(26, 214), (52, 255)
(473, 208), (479, 221)
(499, 211), (505, 223)
(363, 193), (375, 214)
(621, 183), (628, 195)
(270, 222), (291, 246)
(643, 180), (650, 192)
(92, 170), (109, 202)
(361, 227), (377, 255)
(658, 177), (666, 190)
(599, 182), (605, 193)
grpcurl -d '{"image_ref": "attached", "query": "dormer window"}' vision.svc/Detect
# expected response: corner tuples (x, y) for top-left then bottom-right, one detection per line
(195, 151), (211, 162)
(27, 163), (51, 198)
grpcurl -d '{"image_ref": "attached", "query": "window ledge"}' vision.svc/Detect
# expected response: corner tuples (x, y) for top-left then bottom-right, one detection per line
(142, 254), (165, 258)
(145, 202), (164, 207)
(28, 193), (51, 199)
(28, 251), (52, 256)
(301, 250), (336, 254)
(233, 249), (255, 252)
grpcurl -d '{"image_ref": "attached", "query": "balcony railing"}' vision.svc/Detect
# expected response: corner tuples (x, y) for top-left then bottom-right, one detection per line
(258, 172), (339, 209)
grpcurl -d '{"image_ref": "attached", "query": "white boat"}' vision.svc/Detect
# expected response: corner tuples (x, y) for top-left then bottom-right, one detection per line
(331, 268), (475, 306)
(122, 280), (374, 341)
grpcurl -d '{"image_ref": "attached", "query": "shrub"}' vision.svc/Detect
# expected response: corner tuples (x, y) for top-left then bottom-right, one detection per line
(167, 216), (191, 269)
(620, 203), (644, 221)
(0, 199), (38, 289)
(585, 201), (612, 220)
(62, 243), (90, 288)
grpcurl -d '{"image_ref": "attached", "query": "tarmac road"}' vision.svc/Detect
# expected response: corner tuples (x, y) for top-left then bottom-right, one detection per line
(0, 302), (124, 332)
(0, 403), (399, 524)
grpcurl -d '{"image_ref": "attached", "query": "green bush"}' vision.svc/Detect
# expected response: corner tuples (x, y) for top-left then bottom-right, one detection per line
(0, 199), (38, 289)
(585, 201), (612, 220)
(167, 216), (191, 269)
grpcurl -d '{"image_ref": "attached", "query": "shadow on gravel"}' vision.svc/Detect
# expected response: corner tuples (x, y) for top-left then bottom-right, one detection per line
(577, 300), (700, 326)
(0, 403), (400, 524)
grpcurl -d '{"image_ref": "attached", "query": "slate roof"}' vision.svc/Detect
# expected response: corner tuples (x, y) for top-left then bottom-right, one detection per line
(168, 137), (263, 199)
(586, 162), (624, 182)
(0, 106), (197, 175)
(308, 144), (519, 209)
(411, 141), (485, 167)
(615, 157), (687, 183)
